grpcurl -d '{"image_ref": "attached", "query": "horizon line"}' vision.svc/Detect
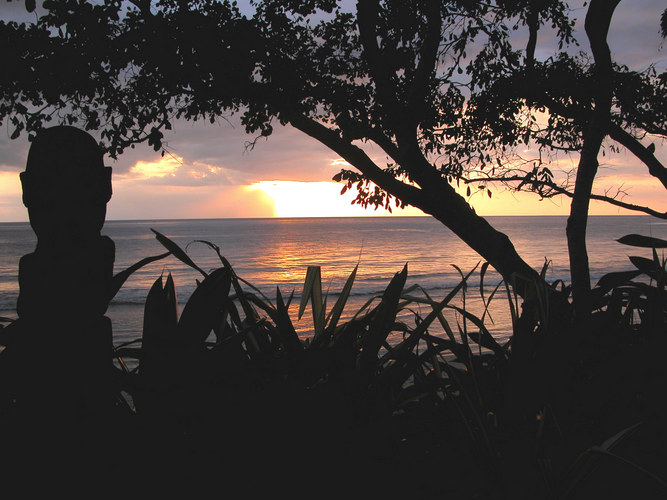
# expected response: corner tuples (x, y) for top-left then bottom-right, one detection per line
(0, 213), (654, 224)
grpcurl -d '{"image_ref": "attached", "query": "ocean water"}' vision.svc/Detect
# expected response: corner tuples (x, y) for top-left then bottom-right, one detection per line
(1, 216), (665, 348)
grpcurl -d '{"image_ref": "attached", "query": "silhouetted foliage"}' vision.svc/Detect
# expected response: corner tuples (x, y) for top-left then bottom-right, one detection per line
(104, 230), (667, 497)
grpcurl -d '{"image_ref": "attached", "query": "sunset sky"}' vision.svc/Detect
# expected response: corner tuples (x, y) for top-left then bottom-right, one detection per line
(0, 0), (665, 222)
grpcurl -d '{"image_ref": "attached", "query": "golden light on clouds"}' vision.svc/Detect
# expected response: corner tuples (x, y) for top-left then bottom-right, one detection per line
(123, 154), (225, 182)
(330, 158), (352, 167)
(129, 155), (181, 179)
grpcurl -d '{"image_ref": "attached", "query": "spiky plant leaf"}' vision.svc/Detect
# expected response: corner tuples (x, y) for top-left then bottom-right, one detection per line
(275, 287), (303, 352)
(245, 288), (302, 353)
(630, 256), (660, 278)
(142, 273), (179, 358)
(298, 266), (327, 338)
(177, 267), (232, 349)
(358, 264), (408, 375)
(379, 281), (474, 381)
(323, 264), (358, 337)
(299, 266), (323, 319)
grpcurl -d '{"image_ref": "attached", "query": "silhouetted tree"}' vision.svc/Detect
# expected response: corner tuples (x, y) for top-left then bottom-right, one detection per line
(1, 1), (665, 316)
(451, 0), (666, 317)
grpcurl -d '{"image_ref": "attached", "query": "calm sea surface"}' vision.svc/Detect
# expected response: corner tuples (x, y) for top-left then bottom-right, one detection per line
(1, 216), (665, 348)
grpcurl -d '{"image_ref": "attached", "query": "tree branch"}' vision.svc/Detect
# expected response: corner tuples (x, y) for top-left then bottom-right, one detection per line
(525, 4), (539, 69)
(608, 124), (667, 190)
(286, 111), (424, 206)
(407, 1), (441, 123)
(356, 0), (401, 118)
(464, 175), (667, 219)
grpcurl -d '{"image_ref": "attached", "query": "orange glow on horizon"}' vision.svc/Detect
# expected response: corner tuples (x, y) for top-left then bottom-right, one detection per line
(249, 180), (425, 218)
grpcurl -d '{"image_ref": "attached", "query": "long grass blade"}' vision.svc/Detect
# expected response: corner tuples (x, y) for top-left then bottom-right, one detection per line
(503, 279), (518, 332)
(479, 261), (490, 305)
(189, 239), (279, 305)
(479, 280), (503, 326)
(108, 251), (171, 302)
(413, 286), (458, 344)
(446, 304), (505, 358)
(404, 263), (478, 343)
(151, 228), (207, 278)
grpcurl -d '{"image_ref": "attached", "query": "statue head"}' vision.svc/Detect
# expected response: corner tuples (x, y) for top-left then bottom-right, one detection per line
(20, 126), (112, 246)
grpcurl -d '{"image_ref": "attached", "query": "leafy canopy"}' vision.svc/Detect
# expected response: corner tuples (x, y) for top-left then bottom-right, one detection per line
(2, 1), (664, 213)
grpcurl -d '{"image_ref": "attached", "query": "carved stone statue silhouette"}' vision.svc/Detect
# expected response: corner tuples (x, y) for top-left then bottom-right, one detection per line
(0, 126), (116, 475)
(18, 125), (114, 326)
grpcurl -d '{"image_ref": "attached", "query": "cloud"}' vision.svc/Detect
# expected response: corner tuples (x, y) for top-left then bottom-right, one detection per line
(106, 183), (276, 220)
(99, 116), (349, 187)
(116, 154), (236, 187)
(508, 1), (666, 72)
(0, 132), (30, 171)
(608, 0), (667, 71)
(158, 118), (347, 183)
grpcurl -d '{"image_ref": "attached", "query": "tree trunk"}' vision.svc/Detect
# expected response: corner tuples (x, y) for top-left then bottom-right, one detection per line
(567, 127), (605, 318)
(566, 0), (619, 319)
(413, 177), (543, 297)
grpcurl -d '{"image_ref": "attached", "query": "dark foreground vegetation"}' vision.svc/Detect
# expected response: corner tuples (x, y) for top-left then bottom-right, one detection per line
(3, 230), (665, 499)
